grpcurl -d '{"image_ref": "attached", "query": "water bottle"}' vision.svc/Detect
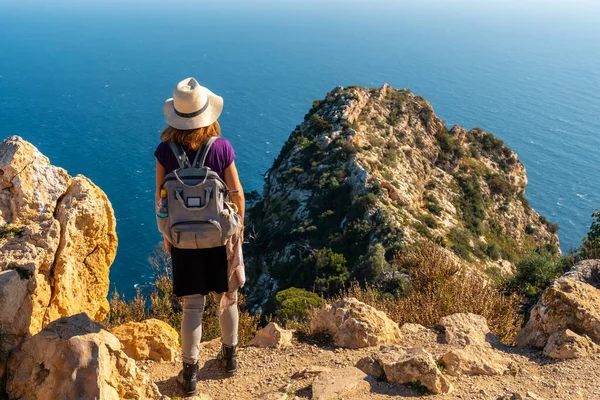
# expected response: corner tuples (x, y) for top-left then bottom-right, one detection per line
(157, 188), (168, 218)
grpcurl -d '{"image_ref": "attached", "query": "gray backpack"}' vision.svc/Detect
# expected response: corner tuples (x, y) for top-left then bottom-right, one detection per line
(157, 137), (241, 249)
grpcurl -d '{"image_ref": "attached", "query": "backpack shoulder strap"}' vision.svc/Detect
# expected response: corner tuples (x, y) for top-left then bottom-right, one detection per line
(168, 141), (191, 169)
(192, 137), (219, 168)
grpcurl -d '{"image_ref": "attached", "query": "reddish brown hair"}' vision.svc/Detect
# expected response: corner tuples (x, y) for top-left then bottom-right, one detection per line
(160, 121), (221, 150)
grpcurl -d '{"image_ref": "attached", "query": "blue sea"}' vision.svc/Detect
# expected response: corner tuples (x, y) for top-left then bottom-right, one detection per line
(1, 0), (599, 297)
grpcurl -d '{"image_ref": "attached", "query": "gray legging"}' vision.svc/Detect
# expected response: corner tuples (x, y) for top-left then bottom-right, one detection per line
(181, 293), (239, 365)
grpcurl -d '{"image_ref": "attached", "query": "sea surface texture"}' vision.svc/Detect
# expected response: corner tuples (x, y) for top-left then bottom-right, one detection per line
(1, 1), (599, 296)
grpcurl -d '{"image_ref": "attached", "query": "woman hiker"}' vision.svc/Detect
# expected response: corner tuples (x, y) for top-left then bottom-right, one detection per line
(154, 77), (246, 396)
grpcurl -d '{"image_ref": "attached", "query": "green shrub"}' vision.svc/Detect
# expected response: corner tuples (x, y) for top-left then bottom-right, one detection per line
(338, 140), (358, 159)
(525, 224), (536, 235)
(546, 221), (559, 234)
(423, 192), (439, 204)
(435, 129), (465, 168)
(0, 225), (23, 240)
(577, 210), (600, 260)
(446, 228), (473, 261)
(426, 203), (442, 216)
(414, 136), (425, 149)
(367, 135), (385, 148)
(275, 287), (324, 325)
(484, 243), (501, 260)
(308, 248), (349, 295)
(414, 222), (433, 240)
(304, 100), (323, 121)
(456, 172), (485, 235)
(294, 136), (312, 148)
(587, 210), (600, 246)
(485, 173), (513, 198)
(510, 251), (570, 297)
(382, 149), (399, 167)
(418, 213), (438, 229)
(312, 115), (333, 134)
(352, 243), (389, 284)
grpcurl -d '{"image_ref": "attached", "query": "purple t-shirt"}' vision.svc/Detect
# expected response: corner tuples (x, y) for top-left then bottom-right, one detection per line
(154, 137), (236, 179)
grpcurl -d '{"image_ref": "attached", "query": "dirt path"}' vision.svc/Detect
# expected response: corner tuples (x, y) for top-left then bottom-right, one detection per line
(145, 337), (600, 400)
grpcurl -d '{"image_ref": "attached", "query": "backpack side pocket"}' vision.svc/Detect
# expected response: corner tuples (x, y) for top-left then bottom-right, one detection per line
(156, 214), (172, 244)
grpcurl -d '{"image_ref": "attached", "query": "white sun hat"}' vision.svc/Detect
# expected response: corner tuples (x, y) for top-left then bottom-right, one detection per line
(163, 77), (224, 130)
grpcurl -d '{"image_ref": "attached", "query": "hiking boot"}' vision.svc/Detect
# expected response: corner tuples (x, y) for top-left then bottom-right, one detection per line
(217, 344), (237, 373)
(176, 362), (198, 396)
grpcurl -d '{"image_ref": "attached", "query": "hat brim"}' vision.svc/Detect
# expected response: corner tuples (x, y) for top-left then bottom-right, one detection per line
(163, 88), (224, 130)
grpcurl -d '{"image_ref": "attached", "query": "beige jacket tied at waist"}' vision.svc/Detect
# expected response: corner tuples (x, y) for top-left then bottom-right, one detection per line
(220, 226), (245, 314)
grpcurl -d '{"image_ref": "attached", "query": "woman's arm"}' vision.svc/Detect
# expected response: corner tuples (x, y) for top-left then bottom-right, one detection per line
(224, 161), (245, 222)
(156, 160), (171, 254)
(156, 160), (166, 202)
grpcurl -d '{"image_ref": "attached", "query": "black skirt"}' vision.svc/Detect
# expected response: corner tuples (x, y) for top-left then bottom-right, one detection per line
(171, 245), (229, 297)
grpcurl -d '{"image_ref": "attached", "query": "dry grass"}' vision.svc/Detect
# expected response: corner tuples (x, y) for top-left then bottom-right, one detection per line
(104, 244), (261, 346)
(340, 241), (523, 343)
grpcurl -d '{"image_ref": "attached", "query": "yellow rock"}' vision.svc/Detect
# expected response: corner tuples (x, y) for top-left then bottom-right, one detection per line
(248, 322), (293, 349)
(0, 136), (117, 345)
(310, 297), (401, 348)
(112, 318), (180, 362)
(7, 313), (160, 400)
(516, 277), (600, 349)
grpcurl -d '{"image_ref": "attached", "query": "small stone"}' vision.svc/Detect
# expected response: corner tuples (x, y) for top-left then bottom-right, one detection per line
(364, 345), (453, 394)
(249, 322), (293, 349)
(311, 367), (369, 400)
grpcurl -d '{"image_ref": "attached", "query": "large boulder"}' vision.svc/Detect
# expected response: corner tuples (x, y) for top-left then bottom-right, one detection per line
(111, 318), (180, 362)
(6, 313), (160, 400)
(542, 329), (600, 360)
(248, 322), (293, 349)
(357, 345), (453, 394)
(438, 313), (498, 348)
(515, 277), (600, 349)
(0, 136), (117, 347)
(562, 259), (600, 285)
(438, 345), (511, 376)
(310, 297), (401, 348)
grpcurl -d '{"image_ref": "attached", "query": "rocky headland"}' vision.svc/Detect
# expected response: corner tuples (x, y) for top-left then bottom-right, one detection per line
(245, 84), (559, 308)
(1, 85), (599, 400)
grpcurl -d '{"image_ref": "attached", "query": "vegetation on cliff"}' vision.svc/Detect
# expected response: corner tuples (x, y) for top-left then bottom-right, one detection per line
(244, 84), (560, 308)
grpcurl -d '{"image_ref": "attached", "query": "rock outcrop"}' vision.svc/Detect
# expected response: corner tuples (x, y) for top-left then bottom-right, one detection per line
(515, 276), (600, 349)
(245, 84), (559, 305)
(0, 136), (117, 347)
(248, 322), (293, 349)
(438, 345), (511, 376)
(6, 313), (160, 400)
(438, 313), (498, 348)
(111, 318), (180, 362)
(357, 345), (453, 394)
(542, 329), (600, 360)
(310, 297), (401, 348)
